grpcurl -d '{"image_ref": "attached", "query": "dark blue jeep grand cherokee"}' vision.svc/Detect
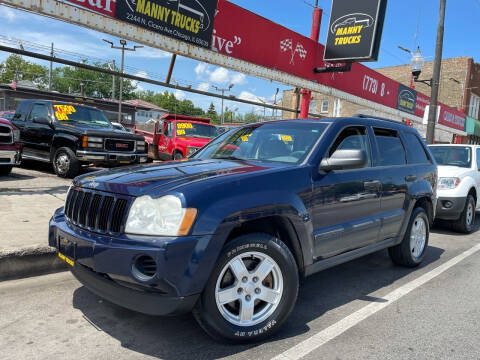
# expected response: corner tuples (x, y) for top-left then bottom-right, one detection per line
(49, 117), (437, 342)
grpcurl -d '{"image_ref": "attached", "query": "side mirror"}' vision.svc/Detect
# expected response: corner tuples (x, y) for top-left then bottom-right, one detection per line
(33, 116), (50, 126)
(320, 149), (367, 172)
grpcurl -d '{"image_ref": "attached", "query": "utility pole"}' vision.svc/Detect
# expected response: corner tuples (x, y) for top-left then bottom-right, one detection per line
(213, 84), (234, 124)
(426, 0), (446, 144)
(48, 43), (53, 91)
(103, 39), (143, 123)
(111, 60), (116, 100)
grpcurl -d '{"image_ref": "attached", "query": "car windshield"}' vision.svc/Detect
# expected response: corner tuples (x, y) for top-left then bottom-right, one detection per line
(176, 122), (218, 139)
(429, 146), (472, 168)
(53, 103), (113, 128)
(193, 122), (328, 164)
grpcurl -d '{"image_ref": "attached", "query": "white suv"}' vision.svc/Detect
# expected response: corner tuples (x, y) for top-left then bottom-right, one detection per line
(429, 144), (480, 233)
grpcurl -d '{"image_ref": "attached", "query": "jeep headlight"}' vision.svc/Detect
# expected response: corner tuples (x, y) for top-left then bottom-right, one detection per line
(12, 128), (20, 142)
(438, 177), (461, 190)
(125, 195), (197, 236)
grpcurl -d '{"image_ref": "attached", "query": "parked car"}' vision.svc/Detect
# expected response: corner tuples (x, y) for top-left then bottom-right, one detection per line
(0, 118), (22, 176)
(428, 144), (480, 233)
(11, 100), (147, 178)
(135, 114), (218, 160)
(49, 117), (437, 342)
(0, 110), (15, 121)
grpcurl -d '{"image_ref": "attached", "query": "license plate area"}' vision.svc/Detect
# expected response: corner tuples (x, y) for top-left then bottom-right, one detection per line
(58, 235), (76, 267)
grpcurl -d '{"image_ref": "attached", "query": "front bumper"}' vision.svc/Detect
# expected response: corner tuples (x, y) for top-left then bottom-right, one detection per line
(0, 149), (21, 165)
(76, 150), (148, 164)
(49, 208), (210, 316)
(435, 196), (467, 220)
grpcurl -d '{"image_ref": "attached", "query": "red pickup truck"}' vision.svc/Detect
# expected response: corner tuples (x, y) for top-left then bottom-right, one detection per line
(0, 118), (22, 176)
(135, 114), (218, 160)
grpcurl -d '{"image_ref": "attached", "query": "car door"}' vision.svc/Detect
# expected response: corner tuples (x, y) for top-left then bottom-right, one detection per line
(156, 121), (170, 160)
(372, 127), (409, 240)
(311, 125), (382, 259)
(24, 103), (54, 160)
(11, 101), (31, 147)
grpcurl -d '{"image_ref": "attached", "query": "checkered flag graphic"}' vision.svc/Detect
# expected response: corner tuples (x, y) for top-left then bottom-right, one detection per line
(295, 43), (307, 59)
(280, 39), (293, 52)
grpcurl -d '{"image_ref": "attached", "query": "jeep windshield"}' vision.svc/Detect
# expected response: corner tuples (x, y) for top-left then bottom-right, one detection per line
(53, 103), (113, 128)
(429, 146), (472, 168)
(175, 122), (218, 139)
(193, 122), (328, 164)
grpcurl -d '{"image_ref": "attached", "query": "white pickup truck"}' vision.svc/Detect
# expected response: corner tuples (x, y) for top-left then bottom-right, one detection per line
(428, 144), (480, 233)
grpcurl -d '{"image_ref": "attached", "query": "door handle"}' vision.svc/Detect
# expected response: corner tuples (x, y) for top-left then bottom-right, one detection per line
(405, 175), (417, 182)
(364, 180), (381, 190)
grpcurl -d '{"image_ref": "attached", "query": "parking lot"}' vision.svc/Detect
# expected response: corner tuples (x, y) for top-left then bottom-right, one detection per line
(1, 164), (480, 360)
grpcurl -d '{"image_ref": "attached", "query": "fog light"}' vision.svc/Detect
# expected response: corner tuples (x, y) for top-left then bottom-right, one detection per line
(443, 200), (453, 209)
(132, 255), (157, 281)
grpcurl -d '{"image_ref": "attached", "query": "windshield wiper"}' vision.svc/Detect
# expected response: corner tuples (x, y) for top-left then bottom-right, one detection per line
(213, 156), (245, 161)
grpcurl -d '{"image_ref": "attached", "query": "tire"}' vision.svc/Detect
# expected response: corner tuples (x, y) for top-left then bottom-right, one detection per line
(193, 233), (299, 343)
(173, 151), (183, 160)
(0, 165), (13, 176)
(389, 207), (429, 267)
(53, 147), (80, 178)
(453, 195), (476, 234)
(146, 157), (154, 163)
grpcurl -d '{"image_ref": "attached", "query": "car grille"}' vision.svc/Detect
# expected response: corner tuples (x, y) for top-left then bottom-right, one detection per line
(0, 125), (12, 144)
(64, 188), (130, 234)
(105, 138), (135, 152)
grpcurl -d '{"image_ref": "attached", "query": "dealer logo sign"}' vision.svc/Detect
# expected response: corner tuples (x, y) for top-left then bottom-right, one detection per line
(397, 84), (418, 115)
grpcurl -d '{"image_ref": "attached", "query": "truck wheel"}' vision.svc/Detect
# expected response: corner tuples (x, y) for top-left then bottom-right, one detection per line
(53, 147), (80, 178)
(173, 151), (183, 160)
(193, 233), (299, 343)
(453, 195), (476, 234)
(389, 207), (429, 267)
(0, 166), (13, 176)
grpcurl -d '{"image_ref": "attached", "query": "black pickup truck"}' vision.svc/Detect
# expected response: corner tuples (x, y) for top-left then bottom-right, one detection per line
(12, 100), (147, 178)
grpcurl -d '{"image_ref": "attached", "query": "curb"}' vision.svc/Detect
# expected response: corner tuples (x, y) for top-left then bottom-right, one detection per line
(0, 246), (67, 281)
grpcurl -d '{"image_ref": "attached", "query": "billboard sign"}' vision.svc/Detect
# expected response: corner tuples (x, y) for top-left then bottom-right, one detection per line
(324, 0), (387, 62)
(115, 0), (218, 48)
(63, 0), (116, 16)
(396, 84), (417, 114)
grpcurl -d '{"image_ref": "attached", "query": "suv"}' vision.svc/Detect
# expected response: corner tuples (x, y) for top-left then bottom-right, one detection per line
(0, 118), (22, 176)
(428, 144), (480, 233)
(49, 117), (437, 342)
(12, 100), (147, 178)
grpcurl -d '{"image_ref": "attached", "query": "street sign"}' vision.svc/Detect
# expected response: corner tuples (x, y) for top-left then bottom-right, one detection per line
(116, 0), (218, 48)
(324, 0), (387, 62)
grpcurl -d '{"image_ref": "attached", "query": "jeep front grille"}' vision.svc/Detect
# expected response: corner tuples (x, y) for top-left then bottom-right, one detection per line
(64, 188), (130, 234)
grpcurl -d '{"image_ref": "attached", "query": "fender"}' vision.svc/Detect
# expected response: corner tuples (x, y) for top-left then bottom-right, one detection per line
(50, 133), (79, 160)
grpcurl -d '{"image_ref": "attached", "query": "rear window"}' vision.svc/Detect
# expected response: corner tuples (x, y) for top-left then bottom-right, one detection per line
(403, 132), (430, 164)
(374, 128), (406, 166)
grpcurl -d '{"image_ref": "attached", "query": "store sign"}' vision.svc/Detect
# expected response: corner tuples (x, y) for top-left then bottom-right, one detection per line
(324, 0), (387, 62)
(115, 0), (218, 48)
(396, 84), (417, 114)
(63, 0), (116, 16)
(438, 106), (466, 131)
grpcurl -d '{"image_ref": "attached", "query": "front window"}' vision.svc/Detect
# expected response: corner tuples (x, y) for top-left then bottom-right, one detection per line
(175, 122), (218, 139)
(193, 122), (328, 164)
(429, 146), (472, 168)
(53, 103), (113, 128)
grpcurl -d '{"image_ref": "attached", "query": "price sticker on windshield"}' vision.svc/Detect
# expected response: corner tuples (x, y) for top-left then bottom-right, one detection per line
(280, 135), (293, 143)
(177, 129), (186, 136)
(177, 123), (193, 129)
(54, 104), (76, 121)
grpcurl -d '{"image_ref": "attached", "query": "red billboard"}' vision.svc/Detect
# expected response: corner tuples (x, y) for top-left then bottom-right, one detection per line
(64, 0), (116, 17)
(438, 106), (466, 131)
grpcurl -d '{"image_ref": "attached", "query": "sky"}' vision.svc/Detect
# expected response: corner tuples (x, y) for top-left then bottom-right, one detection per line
(0, 0), (479, 115)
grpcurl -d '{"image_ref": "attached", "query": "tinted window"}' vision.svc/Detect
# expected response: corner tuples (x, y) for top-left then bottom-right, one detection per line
(14, 102), (31, 122)
(53, 103), (112, 128)
(329, 126), (371, 167)
(429, 146), (472, 168)
(374, 128), (406, 166)
(403, 132), (430, 164)
(28, 104), (49, 122)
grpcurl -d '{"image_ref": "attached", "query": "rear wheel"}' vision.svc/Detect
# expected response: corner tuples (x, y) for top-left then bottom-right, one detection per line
(389, 207), (429, 267)
(53, 147), (80, 178)
(0, 165), (13, 176)
(193, 233), (299, 343)
(453, 195), (476, 234)
(173, 151), (183, 160)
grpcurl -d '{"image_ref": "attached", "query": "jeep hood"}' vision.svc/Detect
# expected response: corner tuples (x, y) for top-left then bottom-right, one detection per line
(74, 159), (278, 197)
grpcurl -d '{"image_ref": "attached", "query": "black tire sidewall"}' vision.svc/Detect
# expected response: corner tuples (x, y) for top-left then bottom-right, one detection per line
(196, 233), (298, 343)
(404, 207), (429, 265)
(174, 151), (183, 160)
(462, 195), (475, 233)
(53, 147), (79, 178)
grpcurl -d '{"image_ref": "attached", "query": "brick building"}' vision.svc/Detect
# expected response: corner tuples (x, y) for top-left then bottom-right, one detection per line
(282, 56), (480, 143)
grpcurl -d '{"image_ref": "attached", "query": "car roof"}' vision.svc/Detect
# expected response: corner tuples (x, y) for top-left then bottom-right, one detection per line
(429, 144), (479, 147)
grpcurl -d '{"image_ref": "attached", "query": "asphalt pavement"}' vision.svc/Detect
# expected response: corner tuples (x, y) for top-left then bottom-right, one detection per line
(1, 221), (479, 360)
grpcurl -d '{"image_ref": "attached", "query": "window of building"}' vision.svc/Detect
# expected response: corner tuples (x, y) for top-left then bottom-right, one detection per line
(321, 100), (329, 113)
(403, 132), (430, 164)
(374, 128), (406, 166)
(468, 94), (480, 119)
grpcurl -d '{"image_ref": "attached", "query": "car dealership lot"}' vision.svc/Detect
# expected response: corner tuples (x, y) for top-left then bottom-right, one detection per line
(1, 221), (479, 360)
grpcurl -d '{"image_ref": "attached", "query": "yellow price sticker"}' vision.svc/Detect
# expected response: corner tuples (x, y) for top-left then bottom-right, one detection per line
(241, 134), (252, 142)
(177, 123), (193, 129)
(177, 129), (186, 136)
(54, 104), (76, 120)
(280, 135), (293, 142)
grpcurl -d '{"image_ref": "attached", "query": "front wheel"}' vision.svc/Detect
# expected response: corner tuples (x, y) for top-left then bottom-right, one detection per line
(453, 195), (476, 234)
(0, 165), (13, 176)
(193, 233), (299, 343)
(53, 147), (80, 178)
(389, 207), (429, 267)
